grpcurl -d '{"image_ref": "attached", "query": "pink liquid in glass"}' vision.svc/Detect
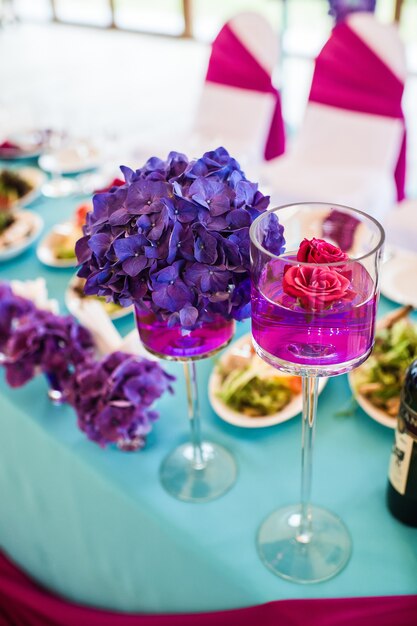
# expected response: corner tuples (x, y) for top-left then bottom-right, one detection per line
(251, 258), (377, 373)
(135, 308), (234, 359)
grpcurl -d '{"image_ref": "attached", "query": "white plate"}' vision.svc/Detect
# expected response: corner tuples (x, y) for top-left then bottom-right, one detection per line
(0, 210), (44, 261)
(0, 167), (46, 209)
(208, 333), (327, 428)
(346, 308), (417, 429)
(65, 276), (133, 321)
(381, 246), (417, 308)
(39, 141), (100, 175)
(36, 223), (79, 268)
(0, 130), (49, 160)
(347, 369), (396, 429)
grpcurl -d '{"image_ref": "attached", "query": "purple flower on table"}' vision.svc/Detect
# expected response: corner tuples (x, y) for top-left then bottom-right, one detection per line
(0, 283), (34, 352)
(135, 157), (167, 181)
(193, 224), (218, 264)
(90, 186), (128, 228)
(188, 178), (234, 215)
(76, 147), (279, 327)
(226, 208), (252, 229)
(84, 267), (114, 296)
(151, 261), (193, 312)
(3, 310), (95, 391)
(185, 262), (231, 294)
(233, 179), (257, 208)
(75, 235), (92, 265)
(126, 180), (172, 215)
(328, 0), (376, 23)
(233, 179), (271, 216)
(143, 234), (170, 261)
(261, 212), (286, 256)
(67, 352), (175, 450)
(230, 276), (252, 321)
(113, 234), (148, 276)
(165, 151), (189, 179)
(228, 228), (251, 265)
(87, 232), (114, 261)
(137, 205), (169, 241)
(167, 221), (194, 263)
(170, 189), (199, 223)
(213, 234), (241, 270)
(184, 147), (244, 182)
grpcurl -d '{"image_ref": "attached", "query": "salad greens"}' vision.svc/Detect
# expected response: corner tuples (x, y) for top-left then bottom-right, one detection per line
(0, 170), (32, 209)
(217, 352), (301, 417)
(354, 316), (417, 417)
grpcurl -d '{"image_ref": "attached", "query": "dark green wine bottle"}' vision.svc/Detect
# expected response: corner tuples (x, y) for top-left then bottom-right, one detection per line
(386, 359), (417, 526)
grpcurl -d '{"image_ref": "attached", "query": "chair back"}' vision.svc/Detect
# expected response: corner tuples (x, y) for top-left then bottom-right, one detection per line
(297, 13), (407, 199)
(194, 12), (285, 163)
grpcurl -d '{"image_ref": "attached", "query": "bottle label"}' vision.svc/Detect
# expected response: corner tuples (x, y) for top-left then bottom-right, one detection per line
(388, 430), (413, 495)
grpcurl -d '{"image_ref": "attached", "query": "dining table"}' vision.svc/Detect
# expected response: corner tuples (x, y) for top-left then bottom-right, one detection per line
(0, 158), (416, 623)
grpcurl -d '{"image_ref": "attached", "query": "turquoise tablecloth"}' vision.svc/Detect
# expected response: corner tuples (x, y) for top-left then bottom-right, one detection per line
(0, 166), (416, 613)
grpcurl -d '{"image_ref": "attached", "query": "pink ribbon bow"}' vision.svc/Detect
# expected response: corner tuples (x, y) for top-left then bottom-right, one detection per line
(309, 22), (406, 201)
(205, 23), (285, 161)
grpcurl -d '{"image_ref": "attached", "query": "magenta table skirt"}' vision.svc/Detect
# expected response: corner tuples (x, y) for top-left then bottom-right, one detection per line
(1, 550), (416, 626)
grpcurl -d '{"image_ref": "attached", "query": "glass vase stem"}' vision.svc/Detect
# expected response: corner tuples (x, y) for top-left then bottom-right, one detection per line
(298, 375), (319, 543)
(183, 361), (205, 470)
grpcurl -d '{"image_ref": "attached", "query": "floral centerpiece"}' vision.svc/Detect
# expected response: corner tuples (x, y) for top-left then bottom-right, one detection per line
(76, 147), (283, 332)
(75, 146), (284, 501)
(67, 352), (175, 451)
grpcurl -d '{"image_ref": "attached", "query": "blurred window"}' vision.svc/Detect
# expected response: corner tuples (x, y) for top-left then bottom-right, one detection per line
(192, 0), (332, 58)
(13, 0), (53, 21)
(53, 0), (112, 27)
(10, 0), (417, 66)
(112, 0), (185, 36)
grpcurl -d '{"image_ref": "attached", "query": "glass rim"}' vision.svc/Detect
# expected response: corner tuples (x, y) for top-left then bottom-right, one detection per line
(249, 202), (385, 266)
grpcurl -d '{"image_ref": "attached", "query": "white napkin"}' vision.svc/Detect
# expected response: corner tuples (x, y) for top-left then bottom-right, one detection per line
(10, 278), (59, 314)
(69, 298), (122, 356)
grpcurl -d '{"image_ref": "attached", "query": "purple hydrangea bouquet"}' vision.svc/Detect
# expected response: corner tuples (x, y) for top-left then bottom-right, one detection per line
(76, 147), (283, 501)
(3, 308), (95, 404)
(67, 352), (175, 451)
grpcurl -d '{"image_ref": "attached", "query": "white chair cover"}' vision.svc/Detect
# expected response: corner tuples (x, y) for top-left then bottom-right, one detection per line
(261, 13), (407, 220)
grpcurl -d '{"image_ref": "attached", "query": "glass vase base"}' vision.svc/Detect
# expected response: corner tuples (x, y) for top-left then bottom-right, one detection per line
(160, 441), (237, 503)
(257, 504), (352, 584)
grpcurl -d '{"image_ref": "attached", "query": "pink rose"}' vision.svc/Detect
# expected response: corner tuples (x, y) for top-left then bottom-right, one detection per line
(297, 238), (348, 264)
(283, 265), (355, 311)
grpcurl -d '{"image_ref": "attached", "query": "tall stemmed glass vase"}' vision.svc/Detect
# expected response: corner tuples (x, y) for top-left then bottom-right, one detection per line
(250, 203), (384, 583)
(136, 308), (237, 503)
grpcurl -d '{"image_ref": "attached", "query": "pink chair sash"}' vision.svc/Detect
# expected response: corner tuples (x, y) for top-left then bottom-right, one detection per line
(309, 22), (406, 201)
(205, 23), (285, 161)
(1, 550), (417, 626)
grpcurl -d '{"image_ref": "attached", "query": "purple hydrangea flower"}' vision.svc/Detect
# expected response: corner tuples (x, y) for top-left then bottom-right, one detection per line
(67, 351), (175, 450)
(76, 147), (285, 327)
(3, 310), (95, 390)
(261, 213), (286, 256)
(0, 283), (34, 352)
(328, 0), (376, 23)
